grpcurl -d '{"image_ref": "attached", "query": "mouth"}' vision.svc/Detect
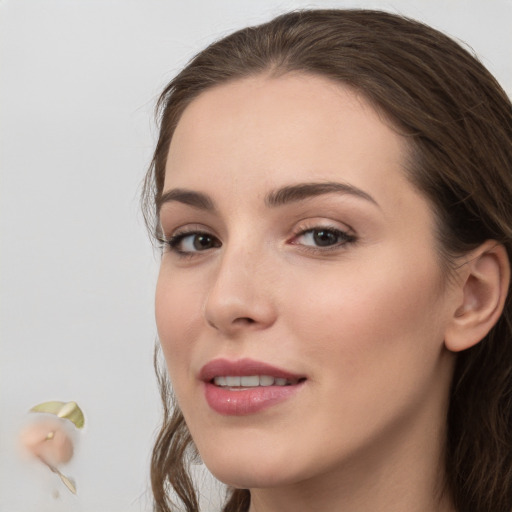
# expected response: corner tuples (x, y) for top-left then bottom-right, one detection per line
(200, 359), (306, 415)
(212, 375), (303, 388)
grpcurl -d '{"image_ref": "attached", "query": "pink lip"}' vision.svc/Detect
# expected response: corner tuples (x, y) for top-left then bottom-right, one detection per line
(199, 358), (306, 416)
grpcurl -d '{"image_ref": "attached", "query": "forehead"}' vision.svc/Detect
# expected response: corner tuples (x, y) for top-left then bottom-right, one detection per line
(164, 73), (409, 205)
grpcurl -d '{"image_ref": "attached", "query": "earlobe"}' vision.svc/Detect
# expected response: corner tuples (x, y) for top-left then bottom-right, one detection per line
(444, 241), (510, 353)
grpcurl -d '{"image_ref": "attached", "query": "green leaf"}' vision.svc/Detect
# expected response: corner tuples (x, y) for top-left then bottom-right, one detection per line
(30, 401), (85, 429)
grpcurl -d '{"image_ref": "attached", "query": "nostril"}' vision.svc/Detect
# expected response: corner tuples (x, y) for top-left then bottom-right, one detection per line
(234, 317), (256, 325)
(206, 316), (255, 330)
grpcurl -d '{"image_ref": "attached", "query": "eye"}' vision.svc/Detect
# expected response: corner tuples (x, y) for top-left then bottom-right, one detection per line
(291, 227), (356, 249)
(166, 231), (221, 254)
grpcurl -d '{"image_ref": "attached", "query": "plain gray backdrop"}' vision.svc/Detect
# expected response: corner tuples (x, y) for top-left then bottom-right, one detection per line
(1, 1), (511, 511)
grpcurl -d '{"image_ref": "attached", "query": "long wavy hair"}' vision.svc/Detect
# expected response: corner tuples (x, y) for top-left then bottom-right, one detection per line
(142, 9), (512, 512)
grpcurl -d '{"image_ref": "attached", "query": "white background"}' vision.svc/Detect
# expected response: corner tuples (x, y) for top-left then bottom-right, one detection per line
(1, 1), (511, 511)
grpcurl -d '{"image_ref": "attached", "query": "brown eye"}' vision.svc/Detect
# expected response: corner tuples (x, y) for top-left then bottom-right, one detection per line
(167, 232), (221, 254)
(294, 227), (354, 248)
(192, 234), (218, 250)
(313, 229), (341, 247)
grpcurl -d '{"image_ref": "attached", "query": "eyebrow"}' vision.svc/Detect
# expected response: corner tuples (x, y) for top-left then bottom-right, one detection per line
(158, 181), (379, 214)
(158, 188), (215, 212)
(265, 182), (379, 208)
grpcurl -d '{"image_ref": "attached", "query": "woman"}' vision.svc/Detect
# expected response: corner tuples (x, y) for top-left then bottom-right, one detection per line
(143, 9), (512, 512)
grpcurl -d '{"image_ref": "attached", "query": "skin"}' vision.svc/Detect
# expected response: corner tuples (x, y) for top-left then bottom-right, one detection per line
(155, 73), (461, 512)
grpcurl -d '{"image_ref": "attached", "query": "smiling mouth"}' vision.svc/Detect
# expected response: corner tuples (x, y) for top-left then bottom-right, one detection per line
(201, 359), (306, 415)
(212, 375), (304, 387)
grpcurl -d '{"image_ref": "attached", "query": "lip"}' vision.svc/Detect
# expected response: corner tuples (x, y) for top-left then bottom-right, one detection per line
(199, 358), (306, 416)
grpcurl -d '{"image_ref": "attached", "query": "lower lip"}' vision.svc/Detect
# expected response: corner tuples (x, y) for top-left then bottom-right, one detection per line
(204, 381), (303, 415)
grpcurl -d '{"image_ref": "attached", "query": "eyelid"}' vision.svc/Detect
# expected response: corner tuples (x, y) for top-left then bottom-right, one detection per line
(160, 222), (214, 241)
(291, 218), (355, 237)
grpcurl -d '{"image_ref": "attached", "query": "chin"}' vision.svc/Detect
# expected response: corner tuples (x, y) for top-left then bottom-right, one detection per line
(208, 463), (298, 490)
(198, 440), (310, 490)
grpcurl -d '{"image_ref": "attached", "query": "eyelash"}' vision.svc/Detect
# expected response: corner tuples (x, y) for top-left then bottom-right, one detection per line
(290, 225), (357, 252)
(162, 225), (357, 258)
(164, 230), (221, 256)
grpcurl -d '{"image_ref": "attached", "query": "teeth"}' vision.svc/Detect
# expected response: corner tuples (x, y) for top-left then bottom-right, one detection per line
(225, 376), (241, 386)
(213, 375), (294, 387)
(259, 375), (274, 387)
(215, 376), (227, 386)
(241, 376), (259, 387)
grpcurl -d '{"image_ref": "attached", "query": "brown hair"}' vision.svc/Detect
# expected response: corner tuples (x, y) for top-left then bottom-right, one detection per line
(143, 9), (512, 512)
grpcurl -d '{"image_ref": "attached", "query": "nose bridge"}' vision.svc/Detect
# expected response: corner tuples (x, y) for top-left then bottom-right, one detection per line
(204, 234), (276, 333)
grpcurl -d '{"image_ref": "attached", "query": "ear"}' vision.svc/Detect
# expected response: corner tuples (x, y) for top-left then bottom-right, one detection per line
(444, 241), (510, 352)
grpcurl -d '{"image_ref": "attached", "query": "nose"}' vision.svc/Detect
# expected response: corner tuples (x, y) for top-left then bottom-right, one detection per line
(204, 244), (277, 336)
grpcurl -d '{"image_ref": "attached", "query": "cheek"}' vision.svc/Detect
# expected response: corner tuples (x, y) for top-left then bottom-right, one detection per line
(285, 254), (447, 377)
(155, 266), (203, 382)
(272, 255), (452, 462)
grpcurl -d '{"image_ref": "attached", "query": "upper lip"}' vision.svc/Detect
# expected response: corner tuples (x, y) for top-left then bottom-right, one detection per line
(199, 358), (305, 382)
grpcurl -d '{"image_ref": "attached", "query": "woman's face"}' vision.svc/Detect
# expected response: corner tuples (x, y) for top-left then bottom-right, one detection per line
(156, 74), (458, 490)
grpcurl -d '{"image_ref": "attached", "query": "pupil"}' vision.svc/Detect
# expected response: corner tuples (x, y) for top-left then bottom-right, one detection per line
(194, 234), (213, 250)
(313, 230), (337, 246)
